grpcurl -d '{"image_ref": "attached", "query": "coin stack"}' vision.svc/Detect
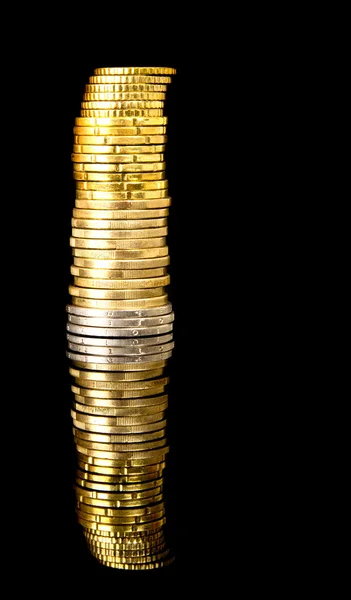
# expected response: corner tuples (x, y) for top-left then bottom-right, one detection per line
(66, 66), (176, 570)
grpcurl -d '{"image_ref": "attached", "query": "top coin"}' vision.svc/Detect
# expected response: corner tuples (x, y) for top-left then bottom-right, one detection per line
(89, 76), (172, 84)
(93, 67), (176, 76)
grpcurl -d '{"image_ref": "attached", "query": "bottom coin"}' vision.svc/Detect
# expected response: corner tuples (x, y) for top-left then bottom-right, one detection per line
(92, 555), (175, 570)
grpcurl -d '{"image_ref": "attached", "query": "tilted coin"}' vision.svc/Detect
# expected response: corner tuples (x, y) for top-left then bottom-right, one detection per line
(72, 275), (170, 289)
(73, 385), (168, 399)
(73, 170), (166, 181)
(71, 248), (168, 259)
(73, 145), (165, 155)
(67, 332), (172, 347)
(68, 284), (166, 298)
(69, 367), (165, 381)
(69, 371), (169, 388)
(71, 152), (164, 163)
(73, 161), (166, 173)
(74, 429), (166, 443)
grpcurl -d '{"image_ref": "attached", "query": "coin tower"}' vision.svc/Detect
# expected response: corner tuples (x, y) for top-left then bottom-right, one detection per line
(66, 66), (176, 570)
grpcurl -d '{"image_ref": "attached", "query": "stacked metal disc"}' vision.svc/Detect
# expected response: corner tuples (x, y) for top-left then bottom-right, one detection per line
(66, 66), (176, 570)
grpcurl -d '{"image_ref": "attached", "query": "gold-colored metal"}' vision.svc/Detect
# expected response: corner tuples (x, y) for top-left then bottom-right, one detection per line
(80, 109), (164, 117)
(71, 360), (167, 372)
(72, 275), (170, 289)
(72, 419), (167, 435)
(74, 430), (167, 445)
(77, 460), (166, 476)
(75, 180), (168, 190)
(74, 199), (171, 209)
(84, 84), (168, 93)
(70, 237), (166, 249)
(74, 126), (166, 135)
(69, 367), (165, 381)
(73, 145), (165, 155)
(83, 93), (166, 101)
(74, 135), (167, 146)
(81, 101), (164, 109)
(73, 161), (166, 172)
(72, 208), (169, 219)
(70, 265), (168, 278)
(76, 189), (168, 199)
(71, 247), (168, 259)
(71, 225), (168, 237)
(76, 116), (167, 126)
(71, 153), (165, 164)
(69, 285), (165, 299)
(71, 218), (168, 229)
(89, 75), (172, 83)
(70, 295), (169, 309)
(93, 67), (175, 75)
(73, 170), (166, 181)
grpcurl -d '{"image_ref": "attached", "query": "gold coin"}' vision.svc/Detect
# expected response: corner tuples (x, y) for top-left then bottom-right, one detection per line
(70, 361), (167, 372)
(73, 275), (170, 289)
(73, 394), (168, 408)
(81, 101), (164, 109)
(93, 68), (175, 76)
(73, 161), (166, 173)
(76, 180), (168, 191)
(72, 418), (167, 435)
(73, 144), (165, 155)
(80, 109), (164, 117)
(73, 396), (168, 409)
(71, 227), (168, 240)
(89, 75), (172, 83)
(70, 296), (169, 309)
(71, 153), (164, 163)
(76, 117), (167, 126)
(73, 199), (170, 209)
(74, 126), (166, 136)
(69, 367), (165, 382)
(73, 171), (166, 181)
(76, 477), (163, 492)
(73, 385), (168, 399)
(76, 435), (166, 450)
(74, 433), (167, 450)
(88, 548), (169, 563)
(83, 92), (166, 101)
(77, 497), (164, 513)
(70, 237), (166, 249)
(76, 508), (164, 524)
(73, 135), (167, 146)
(84, 84), (167, 93)
(85, 531), (164, 544)
(69, 285), (165, 299)
(73, 255), (169, 268)
(70, 265), (167, 278)
(72, 411), (165, 425)
(72, 208), (168, 219)
(71, 247), (168, 259)
(76, 190), (168, 200)
(77, 460), (166, 475)
(71, 218), (167, 229)
(77, 515), (166, 533)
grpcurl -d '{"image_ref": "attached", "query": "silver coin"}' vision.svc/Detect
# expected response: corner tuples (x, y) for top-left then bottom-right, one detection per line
(66, 303), (172, 318)
(66, 333), (173, 347)
(67, 341), (174, 356)
(67, 312), (175, 327)
(66, 323), (173, 337)
(67, 350), (172, 364)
